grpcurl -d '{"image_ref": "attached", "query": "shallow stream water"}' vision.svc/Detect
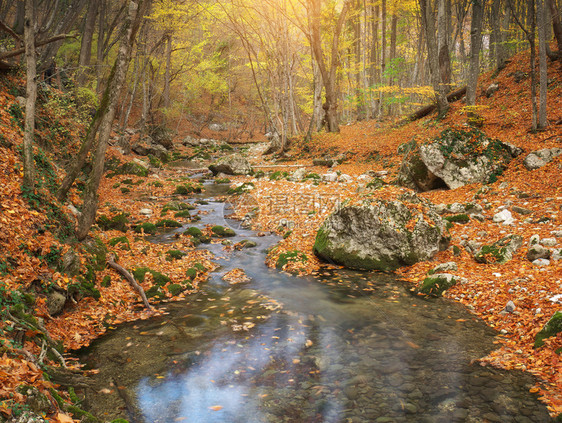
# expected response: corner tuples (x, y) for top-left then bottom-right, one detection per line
(80, 183), (552, 423)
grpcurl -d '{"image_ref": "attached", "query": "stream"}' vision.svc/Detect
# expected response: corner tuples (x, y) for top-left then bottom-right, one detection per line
(79, 182), (553, 423)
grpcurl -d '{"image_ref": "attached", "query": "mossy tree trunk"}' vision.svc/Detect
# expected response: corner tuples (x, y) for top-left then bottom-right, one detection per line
(76, 0), (149, 240)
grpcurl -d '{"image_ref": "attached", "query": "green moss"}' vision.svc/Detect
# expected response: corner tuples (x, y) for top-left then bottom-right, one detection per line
(96, 213), (129, 232)
(166, 249), (186, 261)
(133, 267), (151, 282)
(269, 171), (289, 181)
(276, 250), (308, 269)
(190, 237), (201, 247)
(185, 268), (198, 280)
(418, 275), (457, 297)
(215, 178), (231, 184)
(161, 201), (195, 215)
(108, 162), (149, 177)
(303, 172), (321, 180)
(109, 236), (130, 250)
(443, 214), (470, 224)
(134, 222), (157, 234)
(193, 262), (207, 272)
(227, 182), (255, 195)
(167, 283), (183, 296)
(534, 311), (562, 348)
(366, 178), (385, 190)
(184, 227), (203, 238)
(145, 285), (163, 299)
(152, 271), (171, 286)
(155, 219), (182, 228)
(101, 275), (111, 287)
(174, 183), (203, 195)
(211, 225), (236, 237)
(174, 210), (191, 218)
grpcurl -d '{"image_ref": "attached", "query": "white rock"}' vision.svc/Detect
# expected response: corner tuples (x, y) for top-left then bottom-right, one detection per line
(532, 258), (550, 267)
(322, 172), (338, 182)
(540, 238), (557, 247)
(493, 210), (514, 225)
(139, 208), (153, 216)
(549, 294), (562, 303)
(338, 174), (353, 183)
(505, 300), (516, 313)
(529, 234), (541, 246)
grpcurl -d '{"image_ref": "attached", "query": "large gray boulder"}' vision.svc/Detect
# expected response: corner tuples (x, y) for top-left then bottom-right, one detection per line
(397, 129), (517, 191)
(131, 137), (169, 160)
(523, 148), (562, 170)
(314, 193), (448, 271)
(208, 154), (252, 175)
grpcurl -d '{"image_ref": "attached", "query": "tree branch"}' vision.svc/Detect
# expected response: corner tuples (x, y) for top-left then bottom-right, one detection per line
(0, 19), (21, 41)
(107, 254), (152, 310)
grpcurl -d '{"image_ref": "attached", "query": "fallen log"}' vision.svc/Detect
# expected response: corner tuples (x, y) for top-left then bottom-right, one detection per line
(107, 254), (152, 310)
(0, 33), (76, 60)
(398, 86), (467, 125)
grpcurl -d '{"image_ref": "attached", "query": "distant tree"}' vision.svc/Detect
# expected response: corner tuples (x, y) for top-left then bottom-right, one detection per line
(466, 0), (486, 106)
(418, 0), (449, 114)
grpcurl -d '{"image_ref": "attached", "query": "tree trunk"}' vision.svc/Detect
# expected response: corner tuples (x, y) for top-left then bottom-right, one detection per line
(418, 0), (449, 114)
(537, 0), (548, 129)
(163, 32), (172, 110)
(466, 0), (486, 106)
(77, 0), (148, 240)
(437, 0), (452, 86)
(307, 0), (349, 133)
(547, 0), (562, 52)
(23, 0), (36, 192)
(77, 1), (98, 86)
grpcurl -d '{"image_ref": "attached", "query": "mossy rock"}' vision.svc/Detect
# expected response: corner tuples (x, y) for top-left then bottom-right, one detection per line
(167, 283), (183, 296)
(184, 227), (203, 238)
(109, 236), (130, 250)
(83, 237), (108, 271)
(534, 311), (562, 348)
(239, 240), (257, 248)
(110, 162), (149, 177)
(134, 222), (157, 234)
(443, 214), (470, 224)
(215, 178), (231, 184)
(199, 235), (211, 244)
(418, 274), (458, 297)
(174, 183), (203, 195)
(193, 262), (207, 272)
(145, 285), (164, 299)
(227, 182), (255, 195)
(366, 178), (386, 190)
(155, 219), (182, 228)
(161, 201), (195, 215)
(96, 213), (129, 232)
(211, 225), (236, 237)
(185, 268), (198, 280)
(174, 210), (191, 218)
(166, 249), (187, 261)
(132, 267), (170, 286)
(474, 235), (522, 264)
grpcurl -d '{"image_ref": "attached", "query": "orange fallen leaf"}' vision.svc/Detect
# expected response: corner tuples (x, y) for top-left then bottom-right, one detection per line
(209, 405), (223, 411)
(56, 413), (74, 423)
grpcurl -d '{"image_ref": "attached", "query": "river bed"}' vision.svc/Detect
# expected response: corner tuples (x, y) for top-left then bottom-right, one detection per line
(79, 183), (552, 423)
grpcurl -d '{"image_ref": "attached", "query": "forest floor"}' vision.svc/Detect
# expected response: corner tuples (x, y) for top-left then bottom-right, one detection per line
(0, 46), (561, 422)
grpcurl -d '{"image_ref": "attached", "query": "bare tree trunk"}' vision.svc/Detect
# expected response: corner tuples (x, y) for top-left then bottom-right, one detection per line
(96, 0), (106, 94)
(163, 32), (171, 110)
(23, 0), (36, 192)
(537, 0), (548, 129)
(437, 0), (452, 86)
(466, 0), (486, 106)
(77, 0), (149, 240)
(418, 0), (449, 114)
(308, 0), (350, 132)
(547, 0), (562, 52)
(77, 1), (98, 86)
